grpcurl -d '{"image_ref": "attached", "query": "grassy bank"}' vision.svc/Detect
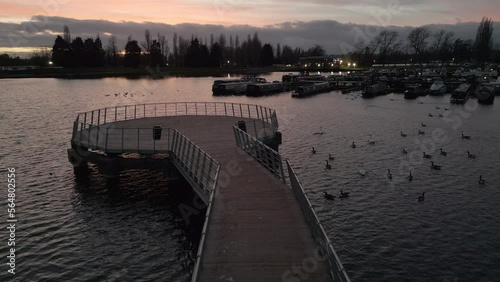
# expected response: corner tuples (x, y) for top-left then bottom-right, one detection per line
(0, 66), (363, 79)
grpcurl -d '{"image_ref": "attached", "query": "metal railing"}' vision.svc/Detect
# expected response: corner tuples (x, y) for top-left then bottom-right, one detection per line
(191, 168), (219, 282)
(233, 124), (286, 183)
(287, 160), (351, 282)
(231, 122), (350, 281)
(73, 101), (278, 134)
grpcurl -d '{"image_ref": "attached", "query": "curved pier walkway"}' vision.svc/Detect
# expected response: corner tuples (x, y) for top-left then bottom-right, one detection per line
(68, 102), (349, 282)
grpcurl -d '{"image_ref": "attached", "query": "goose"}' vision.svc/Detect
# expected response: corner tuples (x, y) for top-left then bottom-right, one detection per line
(358, 163), (366, 176)
(430, 161), (442, 170)
(418, 192), (425, 202)
(421, 123), (427, 127)
(325, 160), (332, 170)
(387, 169), (393, 180)
(439, 113), (444, 117)
(402, 148), (408, 154)
(351, 142), (356, 148)
(467, 151), (476, 159)
(478, 175), (485, 185)
(340, 190), (350, 198)
(440, 148), (447, 156)
(436, 106), (441, 109)
(328, 154), (335, 161)
(423, 152), (432, 159)
(444, 107), (450, 111)
(313, 127), (325, 135)
(428, 113), (433, 117)
(312, 147), (316, 154)
(400, 131), (407, 137)
(461, 133), (471, 140)
(408, 171), (413, 182)
(105, 94), (110, 97)
(323, 191), (336, 200)
(418, 129), (425, 135)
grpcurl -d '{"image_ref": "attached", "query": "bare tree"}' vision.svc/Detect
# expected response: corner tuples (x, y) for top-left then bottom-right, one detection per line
(376, 30), (400, 65)
(408, 26), (431, 61)
(157, 32), (169, 65)
(475, 17), (494, 62)
(141, 29), (152, 53)
(107, 35), (118, 66)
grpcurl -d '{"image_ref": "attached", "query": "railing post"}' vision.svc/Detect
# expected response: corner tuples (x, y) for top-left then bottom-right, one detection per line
(137, 128), (140, 153)
(121, 128), (124, 153)
(98, 109), (101, 125)
(278, 155), (286, 184)
(96, 125), (100, 148)
(105, 127), (109, 152)
(215, 103), (217, 115)
(87, 124), (92, 146)
(125, 106), (127, 120)
(144, 104), (146, 117)
(114, 107), (117, 122)
(195, 102), (198, 115)
(247, 104), (251, 118)
(90, 111), (94, 125)
(134, 105), (137, 119)
(185, 103), (188, 115)
(224, 102), (227, 116)
(104, 108), (107, 124)
(232, 103), (235, 117)
(154, 104), (157, 117)
(256, 105), (260, 120)
(205, 103), (207, 115)
(239, 104), (242, 117)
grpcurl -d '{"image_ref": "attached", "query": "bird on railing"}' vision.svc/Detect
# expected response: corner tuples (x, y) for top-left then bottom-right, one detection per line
(325, 160), (332, 170)
(312, 147), (316, 154)
(351, 142), (356, 148)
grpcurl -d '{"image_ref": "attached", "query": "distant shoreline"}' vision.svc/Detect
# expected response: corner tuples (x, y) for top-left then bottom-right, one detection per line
(0, 66), (361, 79)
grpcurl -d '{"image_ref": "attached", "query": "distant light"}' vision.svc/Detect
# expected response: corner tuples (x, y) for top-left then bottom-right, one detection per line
(348, 63), (351, 67)
(304, 64), (307, 67)
(227, 60), (230, 64)
(353, 63), (357, 67)
(48, 61), (53, 65)
(348, 71), (351, 74)
(340, 60), (343, 64)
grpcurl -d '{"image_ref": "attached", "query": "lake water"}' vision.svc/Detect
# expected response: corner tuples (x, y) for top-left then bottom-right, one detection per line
(1, 73), (499, 281)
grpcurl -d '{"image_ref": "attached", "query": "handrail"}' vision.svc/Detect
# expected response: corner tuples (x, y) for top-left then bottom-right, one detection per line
(286, 160), (351, 282)
(232, 122), (350, 281)
(73, 102), (278, 135)
(191, 166), (220, 282)
(233, 124), (286, 183)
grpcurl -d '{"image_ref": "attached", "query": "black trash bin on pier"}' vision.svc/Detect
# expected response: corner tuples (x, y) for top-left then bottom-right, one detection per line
(237, 120), (247, 132)
(153, 125), (162, 140)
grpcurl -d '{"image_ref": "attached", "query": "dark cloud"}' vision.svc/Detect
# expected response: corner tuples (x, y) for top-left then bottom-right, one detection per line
(1, 16), (499, 54)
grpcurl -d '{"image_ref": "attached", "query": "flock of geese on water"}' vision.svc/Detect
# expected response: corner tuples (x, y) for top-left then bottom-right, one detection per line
(104, 92), (156, 97)
(312, 107), (488, 203)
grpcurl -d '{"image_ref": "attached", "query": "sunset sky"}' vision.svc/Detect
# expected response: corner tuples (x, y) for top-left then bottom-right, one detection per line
(2, 0), (498, 26)
(1, 0), (499, 55)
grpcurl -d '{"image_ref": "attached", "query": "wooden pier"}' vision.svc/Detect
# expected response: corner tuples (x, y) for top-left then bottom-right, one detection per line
(68, 102), (350, 282)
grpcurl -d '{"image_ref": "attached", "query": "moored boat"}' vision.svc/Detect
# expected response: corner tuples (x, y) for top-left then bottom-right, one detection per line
(476, 84), (496, 105)
(291, 82), (333, 98)
(246, 81), (284, 96)
(451, 83), (473, 104)
(404, 84), (423, 100)
(212, 76), (265, 95)
(429, 80), (447, 95)
(362, 83), (388, 98)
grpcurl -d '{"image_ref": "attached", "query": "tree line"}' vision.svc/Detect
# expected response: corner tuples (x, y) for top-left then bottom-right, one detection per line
(46, 25), (327, 68)
(345, 17), (498, 66)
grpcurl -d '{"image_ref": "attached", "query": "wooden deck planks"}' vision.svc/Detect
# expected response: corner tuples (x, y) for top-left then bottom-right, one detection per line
(75, 115), (329, 281)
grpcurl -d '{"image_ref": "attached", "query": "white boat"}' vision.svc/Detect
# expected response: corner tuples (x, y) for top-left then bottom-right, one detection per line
(429, 80), (447, 95)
